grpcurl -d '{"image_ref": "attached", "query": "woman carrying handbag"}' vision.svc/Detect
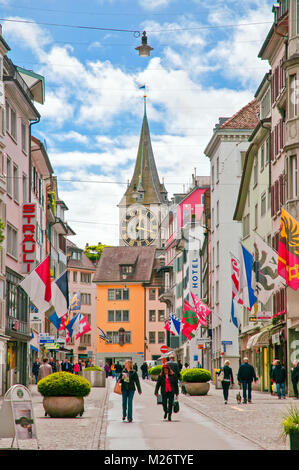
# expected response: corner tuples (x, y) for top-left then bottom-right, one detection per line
(154, 364), (179, 421)
(119, 360), (142, 423)
(217, 360), (234, 404)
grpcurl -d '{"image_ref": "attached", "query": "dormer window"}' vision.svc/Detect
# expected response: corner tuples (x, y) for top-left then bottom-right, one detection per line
(121, 265), (133, 275)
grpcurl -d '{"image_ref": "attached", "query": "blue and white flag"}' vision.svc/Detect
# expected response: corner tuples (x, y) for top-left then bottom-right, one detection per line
(239, 244), (257, 310)
(50, 271), (69, 318)
(231, 298), (239, 328)
(49, 311), (62, 330)
(138, 84), (146, 89)
(164, 313), (181, 336)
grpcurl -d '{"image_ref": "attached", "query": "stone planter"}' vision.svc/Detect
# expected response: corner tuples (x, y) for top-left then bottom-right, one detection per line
(289, 431), (299, 450)
(43, 396), (84, 418)
(80, 370), (106, 387)
(181, 382), (210, 396)
(150, 375), (159, 382)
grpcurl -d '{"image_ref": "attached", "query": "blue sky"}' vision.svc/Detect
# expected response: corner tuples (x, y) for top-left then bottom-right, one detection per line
(0, 0), (274, 247)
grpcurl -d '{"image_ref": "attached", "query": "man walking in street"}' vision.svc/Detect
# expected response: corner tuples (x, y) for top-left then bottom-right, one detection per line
(49, 357), (57, 373)
(140, 362), (148, 380)
(272, 360), (287, 399)
(32, 358), (40, 384)
(167, 353), (181, 381)
(37, 358), (53, 382)
(237, 357), (258, 404)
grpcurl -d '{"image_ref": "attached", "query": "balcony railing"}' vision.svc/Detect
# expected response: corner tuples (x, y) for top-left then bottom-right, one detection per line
(6, 316), (30, 336)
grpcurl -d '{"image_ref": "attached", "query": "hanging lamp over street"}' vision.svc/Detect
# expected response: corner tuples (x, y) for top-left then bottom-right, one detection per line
(135, 31), (153, 57)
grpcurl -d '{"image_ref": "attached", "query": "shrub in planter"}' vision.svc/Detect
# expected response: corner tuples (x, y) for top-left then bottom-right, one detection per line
(181, 368), (212, 383)
(149, 365), (162, 381)
(37, 372), (91, 418)
(181, 368), (212, 396)
(38, 372), (91, 397)
(81, 366), (105, 387)
(281, 405), (299, 450)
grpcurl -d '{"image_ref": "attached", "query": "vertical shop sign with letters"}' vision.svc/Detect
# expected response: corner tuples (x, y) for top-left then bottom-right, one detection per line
(22, 203), (37, 274)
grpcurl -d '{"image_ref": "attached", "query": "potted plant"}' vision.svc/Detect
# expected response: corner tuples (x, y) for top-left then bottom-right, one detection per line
(149, 365), (162, 381)
(80, 366), (105, 387)
(180, 368), (212, 396)
(37, 372), (91, 418)
(281, 405), (299, 450)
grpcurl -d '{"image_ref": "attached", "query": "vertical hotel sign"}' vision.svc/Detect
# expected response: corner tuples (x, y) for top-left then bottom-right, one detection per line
(22, 203), (37, 274)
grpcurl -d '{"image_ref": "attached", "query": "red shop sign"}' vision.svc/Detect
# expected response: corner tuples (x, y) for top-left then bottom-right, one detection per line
(22, 203), (37, 274)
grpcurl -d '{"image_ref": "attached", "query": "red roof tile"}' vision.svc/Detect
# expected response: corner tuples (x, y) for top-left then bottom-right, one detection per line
(220, 99), (259, 130)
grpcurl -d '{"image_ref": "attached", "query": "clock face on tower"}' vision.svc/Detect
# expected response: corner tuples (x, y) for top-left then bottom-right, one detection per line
(121, 206), (158, 247)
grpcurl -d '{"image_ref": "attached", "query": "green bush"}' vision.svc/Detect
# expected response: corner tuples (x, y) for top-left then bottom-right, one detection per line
(83, 366), (103, 371)
(181, 368), (212, 383)
(149, 365), (162, 375)
(281, 405), (299, 438)
(37, 372), (91, 397)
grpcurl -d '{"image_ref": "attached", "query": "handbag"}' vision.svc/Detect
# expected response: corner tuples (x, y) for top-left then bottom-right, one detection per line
(114, 381), (122, 395)
(157, 394), (163, 405)
(218, 370), (224, 381)
(173, 400), (179, 413)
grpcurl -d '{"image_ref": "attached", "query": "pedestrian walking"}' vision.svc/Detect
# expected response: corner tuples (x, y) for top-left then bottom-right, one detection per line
(111, 363), (116, 378)
(184, 362), (189, 369)
(291, 361), (299, 399)
(133, 363), (138, 372)
(49, 357), (57, 373)
(61, 358), (74, 373)
(56, 360), (61, 372)
(166, 353), (181, 381)
(272, 360), (287, 399)
(178, 360), (183, 371)
(140, 362), (148, 380)
(154, 363), (179, 421)
(37, 358), (53, 382)
(32, 358), (40, 384)
(269, 359), (278, 395)
(119, 360), (142, 423)
(217, 360), (234, 404)
(104, 362), (110, 378)
(237, 357), (258, 404)
(115, 361), (123, 381)
(73, 362), (81, 375)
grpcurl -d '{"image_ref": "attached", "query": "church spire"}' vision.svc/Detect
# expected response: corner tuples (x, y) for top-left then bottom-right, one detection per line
(119, 97), (167, 207)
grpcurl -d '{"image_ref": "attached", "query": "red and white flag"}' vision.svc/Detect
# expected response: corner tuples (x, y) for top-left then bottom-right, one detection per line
(20, 257), (52, 313)
(230, 252), (243, 305)
(190, 292), (211, 326)
(72, 314), (91, 340)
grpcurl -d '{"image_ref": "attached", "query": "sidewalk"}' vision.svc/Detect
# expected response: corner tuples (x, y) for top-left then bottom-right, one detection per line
(0, 383), (109, 450)
(0, 378), (297, 450)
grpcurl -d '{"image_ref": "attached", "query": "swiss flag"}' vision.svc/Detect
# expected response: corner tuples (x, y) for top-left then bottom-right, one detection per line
(75, 315), (91, 340)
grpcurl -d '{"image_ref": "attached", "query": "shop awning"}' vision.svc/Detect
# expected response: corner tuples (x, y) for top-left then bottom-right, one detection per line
(246, 329), (271, 349)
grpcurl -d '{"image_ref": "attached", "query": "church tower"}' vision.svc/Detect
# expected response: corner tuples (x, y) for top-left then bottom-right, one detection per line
(119, 97), (168, 248)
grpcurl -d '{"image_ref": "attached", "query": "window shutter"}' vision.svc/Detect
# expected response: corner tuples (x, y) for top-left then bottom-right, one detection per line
(270, 131), (274, 161)
(271, 185), (275, 217)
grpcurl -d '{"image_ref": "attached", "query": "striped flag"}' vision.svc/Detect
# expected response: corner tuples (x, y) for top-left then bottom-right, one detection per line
(230, 252), (243, 305)
(239, 244), (257, 310)
(164, 313), (181, 336)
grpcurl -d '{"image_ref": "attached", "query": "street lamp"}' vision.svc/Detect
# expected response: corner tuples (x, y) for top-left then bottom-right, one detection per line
(135, 31), (153, 57)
